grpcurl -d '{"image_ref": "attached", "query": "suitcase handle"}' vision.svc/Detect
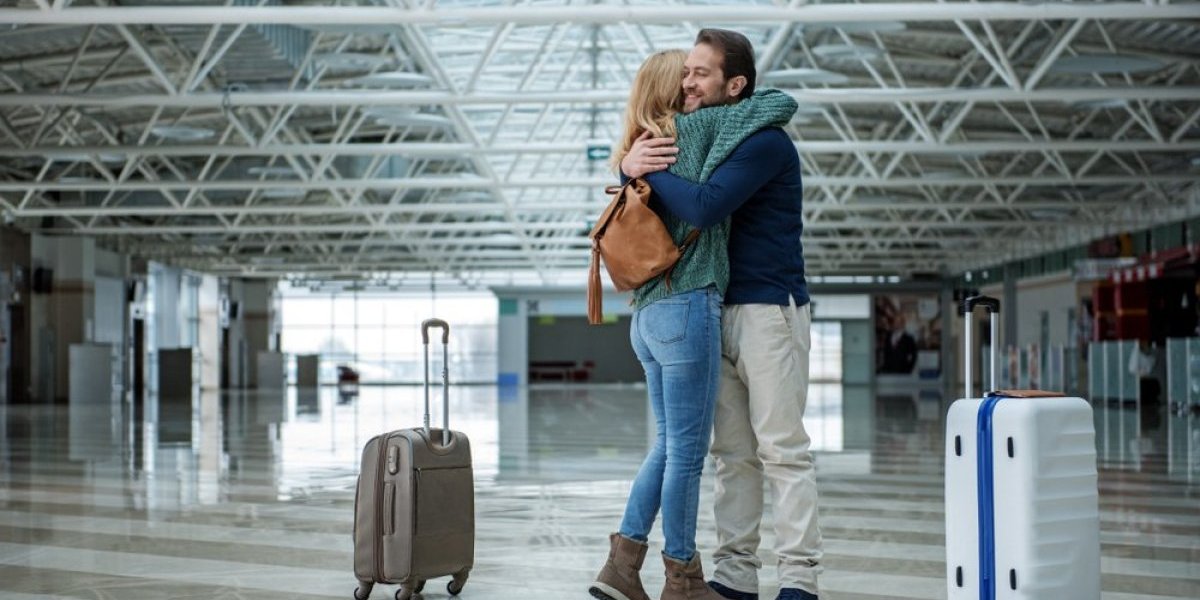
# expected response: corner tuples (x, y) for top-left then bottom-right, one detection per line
(421, 318), (451, 446)
(962, 296), (1000, 399)
(422, 318), (450, 344)
(959, 295), (1000, 316)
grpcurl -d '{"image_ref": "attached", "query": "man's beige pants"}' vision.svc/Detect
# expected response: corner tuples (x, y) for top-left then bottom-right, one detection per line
(710, 299), (822, 596)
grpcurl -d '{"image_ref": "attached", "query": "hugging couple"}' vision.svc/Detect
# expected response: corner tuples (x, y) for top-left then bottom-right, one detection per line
(589, 28), (821, 600)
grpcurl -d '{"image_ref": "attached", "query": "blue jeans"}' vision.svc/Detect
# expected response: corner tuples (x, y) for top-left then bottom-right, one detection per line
(619, 286), (722, 562)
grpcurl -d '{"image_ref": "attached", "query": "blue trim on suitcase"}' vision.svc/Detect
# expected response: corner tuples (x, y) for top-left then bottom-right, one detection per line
(977, 394), (1003, 600)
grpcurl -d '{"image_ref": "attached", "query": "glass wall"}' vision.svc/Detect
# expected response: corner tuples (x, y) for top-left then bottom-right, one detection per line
(1166, 338), (1200, 483)
(811, 321), (843, 383)
(281, 289), (498, 384)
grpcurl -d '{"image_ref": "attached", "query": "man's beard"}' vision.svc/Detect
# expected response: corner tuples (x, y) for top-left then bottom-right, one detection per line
(691, 91), (733, 111)
(683, 92), (724, 113)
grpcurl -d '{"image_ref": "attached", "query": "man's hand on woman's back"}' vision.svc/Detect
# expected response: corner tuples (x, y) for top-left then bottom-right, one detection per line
(621, 131), (679, 178)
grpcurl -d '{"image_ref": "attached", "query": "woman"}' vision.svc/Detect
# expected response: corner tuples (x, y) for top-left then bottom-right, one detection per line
(589, 50), (797, 600)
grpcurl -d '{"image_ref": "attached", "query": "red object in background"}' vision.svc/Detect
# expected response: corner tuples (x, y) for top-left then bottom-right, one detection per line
(1092, 282), (1117, 341)
(1091, 243), (1200, 342)
(1113, 280), (1150, 341)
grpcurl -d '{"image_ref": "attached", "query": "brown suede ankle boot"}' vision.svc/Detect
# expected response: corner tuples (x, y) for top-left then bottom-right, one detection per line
(589, 534), (651, 600)
(660, 554), (727, 600)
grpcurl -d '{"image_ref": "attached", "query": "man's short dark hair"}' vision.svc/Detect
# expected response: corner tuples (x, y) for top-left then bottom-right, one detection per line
(695, 28), (756, 99)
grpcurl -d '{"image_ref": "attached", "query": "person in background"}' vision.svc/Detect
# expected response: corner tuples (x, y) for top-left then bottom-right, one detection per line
(880, 312), (918, 375)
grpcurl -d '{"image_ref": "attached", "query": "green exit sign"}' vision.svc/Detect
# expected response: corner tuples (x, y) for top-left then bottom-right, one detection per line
(586, 143), (611, 161)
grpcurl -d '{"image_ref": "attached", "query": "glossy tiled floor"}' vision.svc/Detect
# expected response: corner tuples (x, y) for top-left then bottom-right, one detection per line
(0, 384), (1197, 599)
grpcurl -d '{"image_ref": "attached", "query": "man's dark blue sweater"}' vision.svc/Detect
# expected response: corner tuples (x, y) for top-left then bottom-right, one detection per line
(643, 126), (809, 307)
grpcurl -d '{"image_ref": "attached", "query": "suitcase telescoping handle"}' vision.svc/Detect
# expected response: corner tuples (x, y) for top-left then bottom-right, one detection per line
(960, 296), (1000, 399)
(421, 318), (451, 446)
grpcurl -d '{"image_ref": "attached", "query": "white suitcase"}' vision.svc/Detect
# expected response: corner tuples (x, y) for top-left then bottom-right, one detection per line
(945, 296), (1100, 600)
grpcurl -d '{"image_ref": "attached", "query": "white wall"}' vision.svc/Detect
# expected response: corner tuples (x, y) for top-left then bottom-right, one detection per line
(198, 275), (220, 391)
(982, 271), (1083, 348)
(492, 287), (635, 386)
(152, 264), (183, 350)
(94, 277), (125, 346)
(94, 248), (126, 278)
(811, 294), (871, 319)
(30, 235), (96, 401)
(226, 279), (277, 388)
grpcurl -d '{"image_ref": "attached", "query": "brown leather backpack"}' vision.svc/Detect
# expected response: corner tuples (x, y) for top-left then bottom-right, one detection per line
(587, 178), (699, 325)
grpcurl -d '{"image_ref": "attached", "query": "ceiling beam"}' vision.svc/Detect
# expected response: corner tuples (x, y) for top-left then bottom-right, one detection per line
(112, 233), (1013, 253)
(14, 139), (1200, 160)
(194, 264), (921, 278)
(5, 198), (1148, 218)
(2, 174), (1194, 193)
(48, 216), (1174, 236)
(3, 86), (1198, 109)
(1, 4), (1195, 26)
(128, 245), (998, 259)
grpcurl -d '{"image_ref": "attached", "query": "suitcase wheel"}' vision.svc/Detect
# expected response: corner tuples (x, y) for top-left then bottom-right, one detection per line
(353, 583), (372, 600)
(413, 580), (425, 593)
(394, 588), (413, 600)
(448, 570), (469, 596)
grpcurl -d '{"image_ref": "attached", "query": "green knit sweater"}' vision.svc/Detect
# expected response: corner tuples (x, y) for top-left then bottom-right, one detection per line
(632, 89), (798, 309)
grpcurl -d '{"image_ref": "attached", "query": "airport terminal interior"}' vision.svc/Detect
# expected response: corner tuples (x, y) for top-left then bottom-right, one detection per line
(0, 2), (1198, 599)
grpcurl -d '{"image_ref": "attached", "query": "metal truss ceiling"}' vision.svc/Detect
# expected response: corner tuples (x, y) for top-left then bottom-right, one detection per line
(1, 0), (1198, 287)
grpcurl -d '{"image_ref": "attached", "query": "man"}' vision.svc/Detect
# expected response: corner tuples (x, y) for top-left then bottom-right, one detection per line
(620, 29), (821, 600)
(880, 312), (918, 375)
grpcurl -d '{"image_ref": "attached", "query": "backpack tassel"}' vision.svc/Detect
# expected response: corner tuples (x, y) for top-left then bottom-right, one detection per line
(588, 242), (603, 325)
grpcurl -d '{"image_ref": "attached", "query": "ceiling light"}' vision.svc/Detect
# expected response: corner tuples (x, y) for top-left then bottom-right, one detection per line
(150, 125), (215, 141)
(1070, 98), (1130, 111)
(1049, 54), (1165, 75)
(791, 116), (813, 125)
(1028, 208), (1072, 221)
(259, 188), (306, 199)
(817, 21), (907, 33)
(927, 148), (991, 158)
(47, 152), (125, 163)
(762, 68), (850, 85)
(247, 166), (296, 177)
(811, 44), (884, 61)
(348, 71), (434, 88)
(853, 195), (899, 206)
(363, 107), (417, 119)
(480, 233), (520, 243)
(444, 191), (494, 202)
(299, 25), (397, 34)
(373, 113), (452, 128)
(923, 170), (967, 180)
(314, 52), (393, 71)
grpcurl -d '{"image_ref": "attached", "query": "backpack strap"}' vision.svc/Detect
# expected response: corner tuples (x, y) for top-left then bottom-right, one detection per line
(662, 229), (702, 292)
(678, 229), (701, 251)
(590, 182), (632, 241)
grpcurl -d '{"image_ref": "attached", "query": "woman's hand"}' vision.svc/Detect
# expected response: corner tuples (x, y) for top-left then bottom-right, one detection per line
(620, 131), (679, 178)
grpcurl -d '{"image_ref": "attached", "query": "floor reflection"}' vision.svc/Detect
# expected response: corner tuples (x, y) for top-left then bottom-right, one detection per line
(0, 384), (1196, 599)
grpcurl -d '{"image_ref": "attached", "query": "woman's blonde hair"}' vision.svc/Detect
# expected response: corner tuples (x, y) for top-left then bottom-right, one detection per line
(612, 49), (686, 172)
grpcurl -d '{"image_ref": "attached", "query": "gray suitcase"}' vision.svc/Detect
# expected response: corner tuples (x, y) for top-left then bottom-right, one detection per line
(353, 319), (474, 600)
